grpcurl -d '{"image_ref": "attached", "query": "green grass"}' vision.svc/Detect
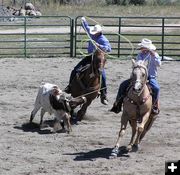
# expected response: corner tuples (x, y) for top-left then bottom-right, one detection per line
(38, 3), (180, 17)
(3, 0), (180, 17)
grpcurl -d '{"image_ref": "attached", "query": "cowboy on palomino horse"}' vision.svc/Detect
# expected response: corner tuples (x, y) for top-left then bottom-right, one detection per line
(110, 38), (161, 115)
(110, 59), (158, 158)
(64, 16), (111, 105)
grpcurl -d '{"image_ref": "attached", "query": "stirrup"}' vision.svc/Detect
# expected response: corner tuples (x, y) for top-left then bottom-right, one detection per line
(110, 101), (122, 114)
(151, 106), (160, 115)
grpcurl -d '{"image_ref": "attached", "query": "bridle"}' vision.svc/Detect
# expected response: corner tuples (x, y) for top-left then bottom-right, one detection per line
(90, 50), (105, 78)
(131, 63), (148, 96)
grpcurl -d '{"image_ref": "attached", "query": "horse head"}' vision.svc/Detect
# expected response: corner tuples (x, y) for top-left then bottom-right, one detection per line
(131, 59), (148, 95)
(92, 49), (106, 75)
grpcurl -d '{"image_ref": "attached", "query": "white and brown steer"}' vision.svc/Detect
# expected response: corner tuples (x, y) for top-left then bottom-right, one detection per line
(30, 82), (86, 133)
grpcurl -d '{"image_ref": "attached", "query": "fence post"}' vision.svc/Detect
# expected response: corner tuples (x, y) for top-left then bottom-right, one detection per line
(161, 18), (165, 61)
(74, 17), (77, 57)
(118, 17), (121, 57)
(24, 16), (27, 58)
(70, 18), (74, 57)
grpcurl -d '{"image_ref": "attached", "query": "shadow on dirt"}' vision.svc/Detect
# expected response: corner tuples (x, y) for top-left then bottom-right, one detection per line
(64, 146), (129, 161)
(14, 120), (66, 134)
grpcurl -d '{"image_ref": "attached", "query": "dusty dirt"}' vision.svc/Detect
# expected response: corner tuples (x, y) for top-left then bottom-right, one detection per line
(0, 57), (180, 175)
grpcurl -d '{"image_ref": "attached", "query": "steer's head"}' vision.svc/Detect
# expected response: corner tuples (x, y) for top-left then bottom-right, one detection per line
(51, 86), (63, 100)
(50, 86), (86, 112)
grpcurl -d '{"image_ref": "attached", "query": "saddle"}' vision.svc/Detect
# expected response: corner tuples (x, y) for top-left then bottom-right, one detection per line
(76, 64), (90, 79)
(125, 83), (159, 117)
(75, 64), (96, 91)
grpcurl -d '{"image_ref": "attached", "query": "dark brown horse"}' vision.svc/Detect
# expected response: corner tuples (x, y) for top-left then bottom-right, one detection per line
(70, 49), (106, 121)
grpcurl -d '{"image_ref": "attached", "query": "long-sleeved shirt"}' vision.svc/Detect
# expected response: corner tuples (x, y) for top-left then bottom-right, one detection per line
(82, 20), (111, 54)
(136, 51), (161, 78)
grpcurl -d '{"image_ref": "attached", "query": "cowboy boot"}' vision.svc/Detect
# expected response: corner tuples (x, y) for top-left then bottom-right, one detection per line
(101, 95), (108, 105)
(151, 100), (160, 115)
(100, 89), (108, 105)
(110, 97), (123, 114)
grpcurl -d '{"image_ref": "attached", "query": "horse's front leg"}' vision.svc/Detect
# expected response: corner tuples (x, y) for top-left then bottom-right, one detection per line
(77, 100), (92, 121)
(133, 112), (150, 151)
(127, 119), (137, 151)
(110, 113), (128, 158)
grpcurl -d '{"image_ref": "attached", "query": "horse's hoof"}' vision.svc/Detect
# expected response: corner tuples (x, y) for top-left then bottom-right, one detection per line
(70, 113), (78, 125)
(77, 116), (83, 122)
(110, 147), (119, 158)
(127, 145), (132, 152)
(132, 144), (139, 152)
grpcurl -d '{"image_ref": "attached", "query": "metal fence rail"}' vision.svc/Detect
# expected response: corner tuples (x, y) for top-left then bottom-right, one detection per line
(0, 16), (73, 58)
(0, 15), (179, 60)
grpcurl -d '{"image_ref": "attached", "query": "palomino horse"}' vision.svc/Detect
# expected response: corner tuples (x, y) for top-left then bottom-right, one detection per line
(70, 49), (106, 121)
(111, 59), (157, 157)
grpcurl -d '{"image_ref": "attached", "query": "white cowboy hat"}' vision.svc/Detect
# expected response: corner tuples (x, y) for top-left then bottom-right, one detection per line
(90, 24), (102, 35)
(138, 38), (156, 50)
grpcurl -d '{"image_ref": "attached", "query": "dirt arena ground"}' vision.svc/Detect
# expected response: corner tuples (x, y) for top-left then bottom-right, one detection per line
(0, 57), (179, 175)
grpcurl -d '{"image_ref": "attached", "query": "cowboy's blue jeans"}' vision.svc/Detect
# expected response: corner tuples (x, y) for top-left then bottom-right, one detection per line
(116, 78), (160, 103)
(116, 79), (130, 101)
(148, 78), (160, 103)
(69, 57), (107, 96)
(100, 69), (107, 96)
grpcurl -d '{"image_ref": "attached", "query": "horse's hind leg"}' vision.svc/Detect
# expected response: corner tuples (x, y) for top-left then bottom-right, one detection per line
(133, 112), (150, 150)
(139, 114), (157, 143)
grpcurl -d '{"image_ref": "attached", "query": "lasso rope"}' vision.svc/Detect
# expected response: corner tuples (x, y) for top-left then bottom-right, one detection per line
(78, 16), (135, 59)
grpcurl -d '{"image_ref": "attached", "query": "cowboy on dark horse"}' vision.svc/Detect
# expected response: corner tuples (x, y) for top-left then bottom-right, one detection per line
(110, 38), (161, 115)
(64, 16), (111, 105)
